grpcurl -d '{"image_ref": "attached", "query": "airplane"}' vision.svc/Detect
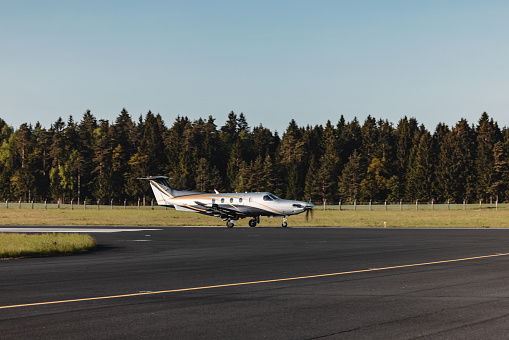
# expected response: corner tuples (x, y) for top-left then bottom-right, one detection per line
(139, 176), (314, 228)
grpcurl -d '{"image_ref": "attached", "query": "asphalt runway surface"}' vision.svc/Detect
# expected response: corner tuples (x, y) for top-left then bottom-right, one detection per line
(2, 226), (509, 339)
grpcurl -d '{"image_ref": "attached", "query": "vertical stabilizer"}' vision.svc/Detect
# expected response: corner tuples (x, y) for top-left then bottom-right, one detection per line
(138, 176), (174, 206)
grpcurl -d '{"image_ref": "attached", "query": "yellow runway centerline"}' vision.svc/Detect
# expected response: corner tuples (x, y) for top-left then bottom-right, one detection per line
(2, 252), (509, 310)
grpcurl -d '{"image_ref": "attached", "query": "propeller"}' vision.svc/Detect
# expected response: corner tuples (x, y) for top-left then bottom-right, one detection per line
(305, 201), (315, 221)
(305, 205), (314, 221)
(293, 201), (314, 221)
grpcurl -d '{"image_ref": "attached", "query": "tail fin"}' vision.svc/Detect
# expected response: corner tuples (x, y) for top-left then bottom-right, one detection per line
(138, 176), (175, 206)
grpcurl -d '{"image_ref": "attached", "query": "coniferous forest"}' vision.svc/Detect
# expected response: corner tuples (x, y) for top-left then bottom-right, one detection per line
(1, 109), (508, 205)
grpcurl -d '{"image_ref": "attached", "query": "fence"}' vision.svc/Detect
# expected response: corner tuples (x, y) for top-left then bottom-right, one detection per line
(2, 198), (507, 211)
(324, 200), (506, 211)
(0, 199), (168, 210)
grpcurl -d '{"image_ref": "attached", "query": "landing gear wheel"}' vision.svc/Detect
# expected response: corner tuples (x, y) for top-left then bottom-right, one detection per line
(226, 220), (235, 228)
(249, 219), (257, 227)
(282, 216), (288, 228)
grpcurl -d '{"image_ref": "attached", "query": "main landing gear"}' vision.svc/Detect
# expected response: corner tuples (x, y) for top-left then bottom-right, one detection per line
(249, 216), (260, 228)
(226, 219), (237, 228)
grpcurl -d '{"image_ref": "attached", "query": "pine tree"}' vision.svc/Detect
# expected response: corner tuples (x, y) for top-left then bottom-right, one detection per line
(395, 117), (420, 186)
(315, 121), (339, 203)
(92, 121), (114, 200)
(338, 118), (362, 169)
(0, 130), (16, 199)
(11, 124), (37, 201)
(48, 117), (67, 201)
(475, 112), (500, 202)
(491, 141), (508, 201)
(435, 119), (475, 202)
(361, 115), (378, 160)
(404, 132), (433, 201)
(278, 120), (305, 198)
(338, 150), (363, 202)
(262, 154), (276, 194)
(77, 111), (98, 200)
(245, 155), (264, 192)
(304, 155), (318, 202)
(360, 157), (388, 201)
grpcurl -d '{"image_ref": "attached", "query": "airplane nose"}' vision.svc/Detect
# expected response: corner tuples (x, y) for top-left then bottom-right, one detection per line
(292, 202), (315, 210)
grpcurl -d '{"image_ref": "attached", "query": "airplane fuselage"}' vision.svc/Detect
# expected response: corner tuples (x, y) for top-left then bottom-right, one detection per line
(169, 192), (309, 218)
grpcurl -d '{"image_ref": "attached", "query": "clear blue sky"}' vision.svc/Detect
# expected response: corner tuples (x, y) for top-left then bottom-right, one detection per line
(2, 0), (509, 132)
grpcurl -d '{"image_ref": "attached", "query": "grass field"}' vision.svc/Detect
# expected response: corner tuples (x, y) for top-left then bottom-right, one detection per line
(0, 233), (96, 259)
(0, 203), (508, 228)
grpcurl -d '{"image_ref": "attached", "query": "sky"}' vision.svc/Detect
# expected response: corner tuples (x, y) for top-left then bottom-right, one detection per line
(1, 0), (509, 133)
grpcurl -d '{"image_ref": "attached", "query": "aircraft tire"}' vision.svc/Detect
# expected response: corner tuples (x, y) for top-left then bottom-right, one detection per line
(249, 219), (257, 227)
(282, 222), (288, 228)
(226, 221), (235, 228)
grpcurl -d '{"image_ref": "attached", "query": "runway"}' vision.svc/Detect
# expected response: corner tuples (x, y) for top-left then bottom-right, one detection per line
(2, 226), (509, 339)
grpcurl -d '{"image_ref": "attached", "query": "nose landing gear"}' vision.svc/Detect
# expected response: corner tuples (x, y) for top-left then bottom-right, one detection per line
(282, 216), (288, 228)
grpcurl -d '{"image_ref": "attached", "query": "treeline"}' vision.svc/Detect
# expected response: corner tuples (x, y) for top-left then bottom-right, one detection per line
(0, 109), (508, 204)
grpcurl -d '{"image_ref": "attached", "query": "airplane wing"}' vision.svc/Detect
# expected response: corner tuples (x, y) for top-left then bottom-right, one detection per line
(194, 201), (252, 219)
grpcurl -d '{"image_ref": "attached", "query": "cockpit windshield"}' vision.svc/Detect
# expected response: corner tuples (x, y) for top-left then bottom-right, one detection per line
(262, 193), (280, 201)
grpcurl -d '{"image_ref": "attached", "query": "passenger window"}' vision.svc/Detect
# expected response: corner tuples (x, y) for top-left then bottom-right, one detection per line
(221, 198), (224, 203)
(212, 198), (215, 204)
(230, 198), (233, 203)
(239, 198), (243, 203)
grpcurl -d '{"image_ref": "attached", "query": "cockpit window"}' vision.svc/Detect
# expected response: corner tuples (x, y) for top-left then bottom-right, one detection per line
(263, 194), (280, 201)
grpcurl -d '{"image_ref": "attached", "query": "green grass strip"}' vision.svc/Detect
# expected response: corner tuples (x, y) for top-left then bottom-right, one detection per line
(0, 233), (96, 259)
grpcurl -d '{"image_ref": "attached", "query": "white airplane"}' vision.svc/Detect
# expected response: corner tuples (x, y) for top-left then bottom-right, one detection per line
(139, 176), (314, 228)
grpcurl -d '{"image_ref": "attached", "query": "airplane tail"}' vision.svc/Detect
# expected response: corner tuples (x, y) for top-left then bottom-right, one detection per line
(138, 176), (202, 206)
(138, 176), (176, 206)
